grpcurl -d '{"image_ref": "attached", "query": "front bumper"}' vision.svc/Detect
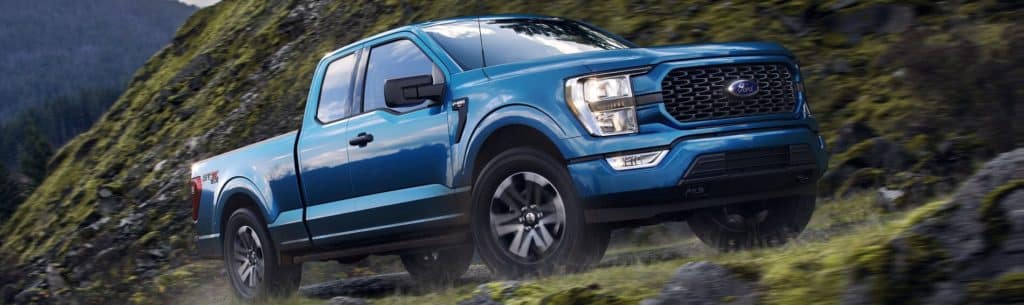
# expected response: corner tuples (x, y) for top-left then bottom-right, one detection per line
(567, 126), (827, 223)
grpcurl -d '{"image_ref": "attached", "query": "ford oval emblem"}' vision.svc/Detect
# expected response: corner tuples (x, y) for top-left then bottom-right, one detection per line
(726, 79), (759, 98)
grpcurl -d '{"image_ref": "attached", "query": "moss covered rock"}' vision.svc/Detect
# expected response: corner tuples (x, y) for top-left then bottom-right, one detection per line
(641, 261), (758, 305)
(843, 148), (1024, 305)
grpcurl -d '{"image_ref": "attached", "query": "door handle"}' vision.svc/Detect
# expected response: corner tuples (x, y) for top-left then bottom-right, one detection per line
(349, 132), (374, 146)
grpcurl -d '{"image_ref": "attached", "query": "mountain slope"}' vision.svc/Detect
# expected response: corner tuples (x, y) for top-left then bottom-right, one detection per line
(0, 1), (1020, 304)
(0, 0), (196, 120)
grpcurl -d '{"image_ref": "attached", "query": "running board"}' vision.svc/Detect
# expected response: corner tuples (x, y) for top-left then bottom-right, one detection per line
(288, 232), (471, 264)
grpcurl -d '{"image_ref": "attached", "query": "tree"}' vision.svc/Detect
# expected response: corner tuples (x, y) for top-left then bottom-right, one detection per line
(18, 125), (53, 185)
(0, 163), (24, 222)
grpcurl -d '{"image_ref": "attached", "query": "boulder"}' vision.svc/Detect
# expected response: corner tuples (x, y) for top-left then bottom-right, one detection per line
(842, 148), (1024, 305)
(832, 122), (877, 154)
(825, 4), (916, 43)
(539, 284), (626, 305)
(641, 261), (758, 305)
(457, 282), (519, 305)
(326, 296), (369, 305)
(45, 264), (68, 292)
(875, 187), (905, 212)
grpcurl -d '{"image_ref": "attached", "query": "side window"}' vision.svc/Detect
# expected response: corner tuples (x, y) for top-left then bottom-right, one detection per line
(316, 54), (358, 122)
(363, 39), (435, 112)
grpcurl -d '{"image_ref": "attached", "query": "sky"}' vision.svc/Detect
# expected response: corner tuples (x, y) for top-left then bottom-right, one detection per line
(178, 0), (219, 7)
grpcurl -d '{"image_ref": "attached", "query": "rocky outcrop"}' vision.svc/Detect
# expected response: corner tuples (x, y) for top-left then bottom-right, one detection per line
(302, 266), (491, 299)
(326, 296), (369, 305)
(457, 281), (628, 305)
(641, 262), (758, 305)
(843, 148), (1024, 305)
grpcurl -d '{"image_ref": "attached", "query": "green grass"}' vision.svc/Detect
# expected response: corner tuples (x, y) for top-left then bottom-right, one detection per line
(3, 0), (1017, 303)
(205, 194), (943, 305)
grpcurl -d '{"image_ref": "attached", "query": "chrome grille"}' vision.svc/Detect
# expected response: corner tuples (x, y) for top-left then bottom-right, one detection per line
(660, 63), (797, 123)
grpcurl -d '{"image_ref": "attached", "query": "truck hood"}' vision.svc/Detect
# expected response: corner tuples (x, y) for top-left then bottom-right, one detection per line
(482, 42), (793, 79)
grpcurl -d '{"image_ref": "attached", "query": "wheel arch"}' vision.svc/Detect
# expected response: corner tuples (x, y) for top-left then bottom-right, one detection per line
(214, 177), (274, 243)
(462, 104), (575, 187)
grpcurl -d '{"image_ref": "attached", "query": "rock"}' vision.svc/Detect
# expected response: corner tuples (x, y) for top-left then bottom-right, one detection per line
(95, 246), (125, 263)
(46, 264), (69, 292)
(87, 216), (111, 231)
(540, 284), (625, 305)
(842, 148), (1024, 305)
(98, 197), (119, 216)
(145, 248), (167, 258)
(153, 160), (169, 172)
(97, 188), (114, 198)
(302, 265), (492, 299)
(833, 122), (877, 154)
(825, 5), (915, 43)
(876, 187), (905, 211)
(185, 137), (201, 153)
(641, 261), (757, 305)
(825, 58), (853, 74)
(457, 281), (523, 305)
(326, 296), (369, 305)
(828, 0), (858, 11)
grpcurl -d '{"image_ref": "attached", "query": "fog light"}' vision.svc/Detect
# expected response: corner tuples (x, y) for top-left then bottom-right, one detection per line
(606, 150), (668, 171)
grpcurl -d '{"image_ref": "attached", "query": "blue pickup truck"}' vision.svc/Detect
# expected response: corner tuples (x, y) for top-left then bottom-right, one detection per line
(190, 15), (827, 300)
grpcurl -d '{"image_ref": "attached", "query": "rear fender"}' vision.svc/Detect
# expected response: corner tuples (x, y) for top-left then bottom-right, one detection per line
(212, 177), (276, 234)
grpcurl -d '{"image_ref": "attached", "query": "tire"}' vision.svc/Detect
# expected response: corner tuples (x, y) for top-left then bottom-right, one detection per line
(471, 147), (609, 277)
(223, 208), (302, 302)
(400, 245), (474, 284)
(687, 195), (816, 251)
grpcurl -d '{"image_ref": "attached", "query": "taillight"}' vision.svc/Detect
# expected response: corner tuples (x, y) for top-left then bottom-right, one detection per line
(191, 177), (202, 221)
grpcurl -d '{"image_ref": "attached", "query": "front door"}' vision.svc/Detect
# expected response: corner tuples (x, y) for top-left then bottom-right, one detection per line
(317, 37), (458, 245)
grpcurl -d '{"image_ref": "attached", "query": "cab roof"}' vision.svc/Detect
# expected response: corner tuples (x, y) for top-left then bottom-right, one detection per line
(323, 14), (563, 59)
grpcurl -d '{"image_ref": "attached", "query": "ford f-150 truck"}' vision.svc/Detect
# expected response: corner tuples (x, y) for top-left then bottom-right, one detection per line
(190, 15), (828, 300)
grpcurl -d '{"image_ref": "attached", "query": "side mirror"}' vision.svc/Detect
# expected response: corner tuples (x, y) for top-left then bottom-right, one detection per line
(384, 74), (444, 107)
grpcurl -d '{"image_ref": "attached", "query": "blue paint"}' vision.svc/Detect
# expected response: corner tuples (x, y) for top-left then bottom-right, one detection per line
(192, 15), (828, 259)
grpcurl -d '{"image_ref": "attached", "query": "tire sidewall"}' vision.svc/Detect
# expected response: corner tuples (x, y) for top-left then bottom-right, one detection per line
(688, 195), (816, 251)
(400, 245), (474, 283)
(470, 147), (589, 277)
(223, 208), (280, 301)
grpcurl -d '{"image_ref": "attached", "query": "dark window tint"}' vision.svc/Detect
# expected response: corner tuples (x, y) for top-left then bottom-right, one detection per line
(316, 54), (357, 122)
(363, 39), (435, 112)
(423, 21), (484, 70)
(480, 19), (629, 67)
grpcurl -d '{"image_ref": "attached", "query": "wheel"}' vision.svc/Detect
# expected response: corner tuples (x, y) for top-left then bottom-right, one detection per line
(400, 245), (473, 284)
(687, 195), (816, 251)
(224, 208), (302, 301)
(471, 147), (610, 277)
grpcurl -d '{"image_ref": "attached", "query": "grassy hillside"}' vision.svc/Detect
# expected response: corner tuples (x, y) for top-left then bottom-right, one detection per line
(0, 0), (1020, 304)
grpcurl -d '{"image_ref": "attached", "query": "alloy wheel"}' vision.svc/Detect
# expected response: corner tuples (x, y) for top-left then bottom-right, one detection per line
(232, 225), (264, 289)
(488, 171), (567, 261)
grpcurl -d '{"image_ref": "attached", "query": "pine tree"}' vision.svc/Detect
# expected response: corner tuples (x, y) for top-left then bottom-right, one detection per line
(18, 125), (53, 185)
(0, 163), (23, 221)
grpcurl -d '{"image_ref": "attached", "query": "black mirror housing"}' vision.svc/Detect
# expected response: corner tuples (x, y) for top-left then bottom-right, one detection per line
(384, 75), (444, 107)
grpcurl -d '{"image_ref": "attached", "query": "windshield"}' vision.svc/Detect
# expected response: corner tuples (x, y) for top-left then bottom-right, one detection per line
(424, 18), (631, 70)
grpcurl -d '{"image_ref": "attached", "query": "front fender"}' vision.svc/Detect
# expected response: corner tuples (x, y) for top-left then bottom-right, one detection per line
(459, 104), (577, 186)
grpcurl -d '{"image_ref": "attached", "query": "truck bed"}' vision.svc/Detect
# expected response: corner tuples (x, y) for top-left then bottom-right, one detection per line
(193, 130), (304, 257)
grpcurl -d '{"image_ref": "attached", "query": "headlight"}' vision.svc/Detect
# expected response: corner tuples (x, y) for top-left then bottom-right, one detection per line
(566, 71), (642, 136)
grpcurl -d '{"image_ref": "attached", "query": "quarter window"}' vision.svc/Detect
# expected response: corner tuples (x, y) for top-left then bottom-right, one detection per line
(317, 54), (358, 122)
(363, 39), (436, 112)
